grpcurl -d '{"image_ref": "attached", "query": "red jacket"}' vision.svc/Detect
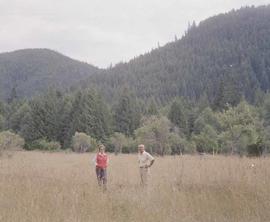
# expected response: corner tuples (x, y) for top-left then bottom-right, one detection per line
(96, 153), (108, 169)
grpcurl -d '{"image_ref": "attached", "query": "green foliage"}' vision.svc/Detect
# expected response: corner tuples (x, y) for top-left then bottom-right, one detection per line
(262, 93), (270, 126)
(247, 139), (264, 157)
(169, 133), (196, 154)
(217, 102), (263, 155)
(0, 115), (4, 132)
(1, 93), (270, 156)
(26, 139), (61, 151)
(7, 86), (18, 104)
(146, 99), (158, 116)
(72, 132), (97, 153)
(168, 98), (189, 134)
(135, 116), (174, 155)
(8, 102), (31, 135)
(20, 89), (111, 149)
(0, 101), (5, 115)
(193, 107), (221, 134)
(212, 79), (242, 111)
(121, 143), (137, 154)
(68, 89), (112, 144)
(190, 101), (266, 155)
(109, 133), (127, 154)
(22, 90), (66, 143)
(113, 89), (141, 136)
(192, 125), (219, 154)
(0, 131), (25, 154)
(261, 126), (270, 153)
(57, 95), (74, 148)
(109, 132), (135, 154)
(192, 107), (221, 154)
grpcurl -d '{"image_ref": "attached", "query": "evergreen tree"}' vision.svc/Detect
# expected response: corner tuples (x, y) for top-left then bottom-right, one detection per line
(67, 89), (112, 146)
(213, 80), (227, 111)
(9, 102), (31, 135)
(22, 89), (65, 143)
(168, 98), (188, 134)
(4, 100), (23, 130)
(0, 114), (4, 131)
(0, 101), (5, 131)
(58, 96), (73, 148)
(0, 101), (5, 115)
(85, 91), (112, 141)
(7, 86), (18, 104)
(262, 93), (270, 126)
(113, 89), (141, 136)
(147, 99), (158, 115)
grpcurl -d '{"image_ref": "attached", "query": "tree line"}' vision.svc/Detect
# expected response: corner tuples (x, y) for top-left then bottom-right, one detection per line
(1, 87), (270, 156)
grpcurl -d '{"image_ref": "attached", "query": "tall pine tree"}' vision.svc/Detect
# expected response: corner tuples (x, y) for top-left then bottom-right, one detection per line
(113, 89), (141, 136)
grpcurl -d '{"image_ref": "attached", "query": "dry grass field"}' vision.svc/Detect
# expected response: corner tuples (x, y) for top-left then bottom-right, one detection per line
(0, 151), (270, 222)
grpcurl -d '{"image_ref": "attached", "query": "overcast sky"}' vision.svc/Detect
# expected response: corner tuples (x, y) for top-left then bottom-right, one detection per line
(0, 0), (269, 68)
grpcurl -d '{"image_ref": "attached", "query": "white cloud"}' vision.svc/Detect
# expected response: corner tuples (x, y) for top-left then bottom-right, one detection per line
(0, 0), (269, 67)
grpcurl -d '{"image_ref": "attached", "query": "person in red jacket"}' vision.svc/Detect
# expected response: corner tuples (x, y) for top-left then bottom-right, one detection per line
(94, 144), (109, 190)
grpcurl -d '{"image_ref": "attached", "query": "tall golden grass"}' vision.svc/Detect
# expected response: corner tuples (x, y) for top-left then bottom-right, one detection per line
(0, 151), (269, 222)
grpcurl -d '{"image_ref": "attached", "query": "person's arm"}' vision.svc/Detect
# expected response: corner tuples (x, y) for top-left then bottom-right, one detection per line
(148, 159), (155, 168)
(147, 153), (155, 168)
(92, 155), (97, 166)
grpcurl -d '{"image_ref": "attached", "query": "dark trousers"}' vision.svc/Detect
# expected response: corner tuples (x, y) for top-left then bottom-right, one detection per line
(96, 167), (107, 188)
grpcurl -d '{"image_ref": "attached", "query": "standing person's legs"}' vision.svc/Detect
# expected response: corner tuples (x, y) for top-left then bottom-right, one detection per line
(101, 168), (107, 191)
(140, 168), (144, 185)
(96, 167), (102, 186)
(140, 167), (149, 186)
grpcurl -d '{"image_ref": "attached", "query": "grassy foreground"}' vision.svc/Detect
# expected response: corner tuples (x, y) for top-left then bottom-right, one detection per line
(0, 151), (270, 222)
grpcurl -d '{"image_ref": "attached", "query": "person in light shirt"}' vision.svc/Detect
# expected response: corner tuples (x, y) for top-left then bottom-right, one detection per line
(138, 144), (155, 186)
(93, 144), (109, 191)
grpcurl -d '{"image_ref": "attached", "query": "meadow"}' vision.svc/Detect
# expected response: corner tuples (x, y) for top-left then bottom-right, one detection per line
(0, 151), (270, 222)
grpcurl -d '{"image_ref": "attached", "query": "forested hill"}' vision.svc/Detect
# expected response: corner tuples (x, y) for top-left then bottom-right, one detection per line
(1, 5), (270, 107)
(0, 49), (99, 100)
(82, 5), (270, 108)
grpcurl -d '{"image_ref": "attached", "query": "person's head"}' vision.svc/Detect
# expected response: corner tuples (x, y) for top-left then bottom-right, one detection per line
(138, 144), (145, 154)
(98, 144), (105, 153)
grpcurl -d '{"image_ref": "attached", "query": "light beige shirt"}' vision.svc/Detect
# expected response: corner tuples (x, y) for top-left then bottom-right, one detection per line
(138, 151), (154, 167)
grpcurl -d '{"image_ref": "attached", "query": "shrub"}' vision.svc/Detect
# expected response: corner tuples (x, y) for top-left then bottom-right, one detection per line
(0, 114), (4, 131)
(135, 116), (174, 155)
(121, 139), (137, 154)
(109, 133), (133, 154)
(122, 144), (137, 154)
(72, 132), (97, 153)
(0, 131), (25, 157)
(169, 133), (196, 155)
(247, 138), (264, 157)
(26, 139), (61, 151)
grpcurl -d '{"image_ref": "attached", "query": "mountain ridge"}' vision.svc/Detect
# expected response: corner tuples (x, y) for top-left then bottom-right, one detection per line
(1, 5), (270, 107)
(81, 5), (270, 107)
(0, 48), (100, 100)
